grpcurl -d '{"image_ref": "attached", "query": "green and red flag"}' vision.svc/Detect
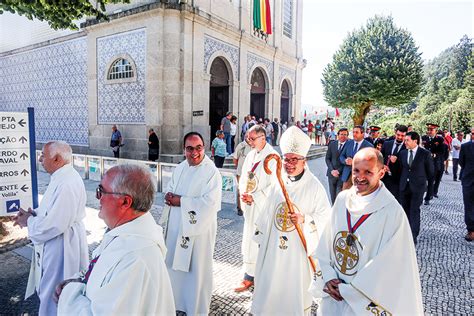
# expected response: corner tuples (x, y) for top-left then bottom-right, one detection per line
(253, 0), (272, 35)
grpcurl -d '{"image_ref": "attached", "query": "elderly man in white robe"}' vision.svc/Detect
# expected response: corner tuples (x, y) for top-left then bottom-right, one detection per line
(161, 131), (222, 315)
(56, 164), (175, 315)
(235, 125), (278, 292)
(251, 126), (331, 315)
(13, 141), (88, 316)
(311, 148), (423, 315)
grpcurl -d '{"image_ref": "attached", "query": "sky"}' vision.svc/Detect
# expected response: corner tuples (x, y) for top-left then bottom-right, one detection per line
(301, 0), (473, 112)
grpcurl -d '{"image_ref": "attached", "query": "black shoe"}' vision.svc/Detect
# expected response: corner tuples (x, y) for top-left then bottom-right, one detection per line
(434, 194), (439, 198)
(424, 200), (430, 205)
(445, 171), (449, 175)
(237, 209), (243, 216)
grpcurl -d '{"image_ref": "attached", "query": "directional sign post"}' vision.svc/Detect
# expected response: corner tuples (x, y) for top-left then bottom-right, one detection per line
(0, 108), (38, 216)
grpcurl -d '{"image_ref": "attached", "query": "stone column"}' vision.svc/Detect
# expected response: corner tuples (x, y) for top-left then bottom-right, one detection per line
(230, 79), (241, 142)
(161, 9), (184, 154)
(266, 88), (274, 119)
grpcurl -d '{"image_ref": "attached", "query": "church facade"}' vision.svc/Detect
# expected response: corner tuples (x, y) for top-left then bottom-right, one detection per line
(0, 0), (304, 160)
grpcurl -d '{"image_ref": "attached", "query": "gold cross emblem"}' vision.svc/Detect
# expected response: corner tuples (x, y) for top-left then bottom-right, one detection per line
(274, 202), (299, 232)
(333, 231), (360, 275)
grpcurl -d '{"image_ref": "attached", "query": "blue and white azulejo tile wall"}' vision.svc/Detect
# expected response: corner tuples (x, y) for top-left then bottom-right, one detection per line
(97, 28), (146, 125)
(0, 37), (89, 146)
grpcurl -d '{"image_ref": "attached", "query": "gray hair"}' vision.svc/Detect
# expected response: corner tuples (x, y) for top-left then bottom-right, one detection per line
(46, 141), (72, 163)
(107, 164), (156, 212)
(248, 124), (266, 137)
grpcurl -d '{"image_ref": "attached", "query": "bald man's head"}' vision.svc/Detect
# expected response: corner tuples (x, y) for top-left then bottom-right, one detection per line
(352, 148), (385, 196)
(353, 147), (384, 168)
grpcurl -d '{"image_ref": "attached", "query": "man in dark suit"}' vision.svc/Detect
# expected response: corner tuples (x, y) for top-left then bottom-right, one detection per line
(271, 118), (280, 146)
(325, 128), (349, 204)
(399, 131), (434, 244)
(340, 125), (374, 189)
(459, 127), (474, 242)
(381, 125), (408, 201)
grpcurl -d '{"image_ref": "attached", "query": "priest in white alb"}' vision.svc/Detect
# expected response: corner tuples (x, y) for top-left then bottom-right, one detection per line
(235, 125), (278, 292)
(13, 141), (88, 316)
(161, 132), (222, 315)
(251, 126), (332, 315)
(56, 164), (175, 315)
(310, 148), (423, 315)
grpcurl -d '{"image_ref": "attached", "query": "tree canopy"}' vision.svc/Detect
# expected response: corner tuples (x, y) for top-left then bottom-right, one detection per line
(370, 35), (473, 134)
(410, 35), (473, 133)
(0, 0), (129, 30)
(322, 15), (423, 125)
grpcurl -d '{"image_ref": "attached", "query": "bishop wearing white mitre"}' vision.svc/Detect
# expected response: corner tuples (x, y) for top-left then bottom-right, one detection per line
(251, 126), (332, 315)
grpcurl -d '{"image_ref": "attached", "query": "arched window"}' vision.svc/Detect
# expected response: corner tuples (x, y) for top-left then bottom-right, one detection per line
(107, 58), (135, 80)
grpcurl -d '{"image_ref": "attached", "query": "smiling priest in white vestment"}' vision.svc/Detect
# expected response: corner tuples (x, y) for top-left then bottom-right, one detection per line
(161, 132), (222, 315)
(310, 148), (423, 315)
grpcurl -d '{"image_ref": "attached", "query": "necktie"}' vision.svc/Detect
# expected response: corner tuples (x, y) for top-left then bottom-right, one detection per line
(408, 150), (414, 167)
(353, 142), (359, 153)
(393, 143), (401, 155)
(338, 143), (343, 151)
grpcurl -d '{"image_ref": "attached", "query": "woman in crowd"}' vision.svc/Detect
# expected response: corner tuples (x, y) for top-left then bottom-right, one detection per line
(211, 130), (227, 168)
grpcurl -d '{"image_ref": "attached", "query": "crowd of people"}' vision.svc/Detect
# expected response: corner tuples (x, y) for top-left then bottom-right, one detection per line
(213, 113), (341, 165)
(12, 118), (473, 315)
(325, 123), (473, 244)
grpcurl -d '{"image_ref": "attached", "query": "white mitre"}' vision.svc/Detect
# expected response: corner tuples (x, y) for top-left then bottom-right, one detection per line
(280, 126), (312, 157)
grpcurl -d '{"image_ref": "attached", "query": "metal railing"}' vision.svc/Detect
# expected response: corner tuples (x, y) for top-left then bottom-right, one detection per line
(36, 151), (238, 204)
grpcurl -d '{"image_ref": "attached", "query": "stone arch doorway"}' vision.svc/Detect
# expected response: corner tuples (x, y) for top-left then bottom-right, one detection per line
(280, 79), (291, 125)
(250, 67), (266, 120)
(209, 57), (230, 144)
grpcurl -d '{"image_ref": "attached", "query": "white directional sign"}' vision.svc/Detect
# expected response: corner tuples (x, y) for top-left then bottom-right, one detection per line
(0, 109), (38, 216)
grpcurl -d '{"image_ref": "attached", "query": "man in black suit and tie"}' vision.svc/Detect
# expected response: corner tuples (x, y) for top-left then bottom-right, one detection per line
(340, 125), (374, 189)
(325, 128), (349, 204)
(459, 127), (474, 242)
(381, 125), (408, 201)
(399, 131), (434, 244)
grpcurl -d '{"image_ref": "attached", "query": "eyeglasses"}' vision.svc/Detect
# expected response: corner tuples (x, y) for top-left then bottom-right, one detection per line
(248, 135), (265, 142)
(283, 157), (306, 164)
(96, 184), (130, 200)
(185, 145), (204, 152)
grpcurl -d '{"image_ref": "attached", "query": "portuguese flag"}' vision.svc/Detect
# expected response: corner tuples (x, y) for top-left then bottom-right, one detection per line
(253, 0), (272, 35)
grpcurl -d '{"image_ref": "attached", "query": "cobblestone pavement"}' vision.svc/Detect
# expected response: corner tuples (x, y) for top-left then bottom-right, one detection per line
(0, 158), (472, 315)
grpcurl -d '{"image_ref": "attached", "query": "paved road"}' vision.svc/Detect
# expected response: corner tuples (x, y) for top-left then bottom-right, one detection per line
(0, 158), (472, 315)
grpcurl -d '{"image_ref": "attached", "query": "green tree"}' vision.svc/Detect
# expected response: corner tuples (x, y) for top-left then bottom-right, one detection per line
(322, 15), (423, 125)
(409, 36), (473, 133)
(0, 0), (130, 30)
